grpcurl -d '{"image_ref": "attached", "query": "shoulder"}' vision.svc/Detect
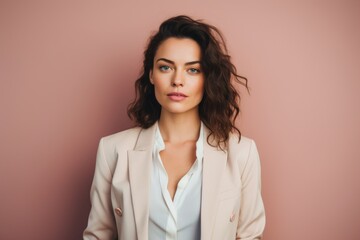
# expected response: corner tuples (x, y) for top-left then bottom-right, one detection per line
(101, 126), (142, 148)
(95, 126), (145, 173)
(97, 127), (142, 160)
(228, 133), (256, 154)
(99, 123), (157, 152)
(227, 133), (260, 170)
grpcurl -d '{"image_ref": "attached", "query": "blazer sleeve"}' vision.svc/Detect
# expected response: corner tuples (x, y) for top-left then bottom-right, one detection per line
(236, 140), (265, 240)
(83, 138), (118, 240)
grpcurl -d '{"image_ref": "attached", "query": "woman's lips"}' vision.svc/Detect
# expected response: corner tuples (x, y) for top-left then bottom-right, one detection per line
(167, 92), (188, 101)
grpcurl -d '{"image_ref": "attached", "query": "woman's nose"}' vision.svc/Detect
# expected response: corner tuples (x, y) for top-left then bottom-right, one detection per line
(171, 70), (184, 87)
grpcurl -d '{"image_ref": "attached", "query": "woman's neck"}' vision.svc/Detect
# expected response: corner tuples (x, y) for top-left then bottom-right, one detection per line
(158, 111), (201, 144)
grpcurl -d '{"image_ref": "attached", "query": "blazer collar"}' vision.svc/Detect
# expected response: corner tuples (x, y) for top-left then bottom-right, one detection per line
(201, 127), (228, 240)
(128, 123), (157, 240)
(133, 122), (158, 151)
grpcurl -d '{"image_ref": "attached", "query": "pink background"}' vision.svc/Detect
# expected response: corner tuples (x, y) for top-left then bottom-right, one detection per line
(1, 1), (360, 239)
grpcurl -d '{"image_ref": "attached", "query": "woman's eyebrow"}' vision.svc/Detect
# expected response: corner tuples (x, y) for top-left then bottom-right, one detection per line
(156, 58), (201, 66)
(185, 61), (201, 66)
(156, 58), (174, 64)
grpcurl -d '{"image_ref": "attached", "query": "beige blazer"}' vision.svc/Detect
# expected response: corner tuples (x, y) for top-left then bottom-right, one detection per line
(83, 123), (265, 240)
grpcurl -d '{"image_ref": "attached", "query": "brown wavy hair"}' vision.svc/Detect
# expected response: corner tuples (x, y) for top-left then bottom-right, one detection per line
(127, 15), (248, 148)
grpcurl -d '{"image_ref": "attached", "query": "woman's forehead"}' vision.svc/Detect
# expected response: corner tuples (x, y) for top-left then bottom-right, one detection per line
(154, 37), (202, 63)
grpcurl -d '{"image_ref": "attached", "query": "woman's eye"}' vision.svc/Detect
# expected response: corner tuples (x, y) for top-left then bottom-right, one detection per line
(159, 65), (171, 71)
(188, 68), (200, 74)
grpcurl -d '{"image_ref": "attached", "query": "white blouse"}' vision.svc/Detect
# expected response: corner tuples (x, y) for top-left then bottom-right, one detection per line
(148, 123), (204, 240)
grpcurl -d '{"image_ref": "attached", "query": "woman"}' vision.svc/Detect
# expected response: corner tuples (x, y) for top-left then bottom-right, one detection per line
(84, 15), (265, 240)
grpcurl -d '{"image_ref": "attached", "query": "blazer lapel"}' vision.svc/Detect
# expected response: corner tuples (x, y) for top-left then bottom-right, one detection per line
(128, 123), (157, 240)
(201, 128), (228, 240)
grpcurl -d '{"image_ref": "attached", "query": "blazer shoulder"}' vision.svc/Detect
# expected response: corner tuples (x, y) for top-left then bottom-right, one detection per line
(101, 127), (142, 147)
(99, 123), (158, 154)
(228, 134), (259, 168)
(228, 133), (255, 152)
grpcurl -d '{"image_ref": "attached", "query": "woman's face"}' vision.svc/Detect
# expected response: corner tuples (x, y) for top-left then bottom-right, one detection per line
(150, 37), (204, 116)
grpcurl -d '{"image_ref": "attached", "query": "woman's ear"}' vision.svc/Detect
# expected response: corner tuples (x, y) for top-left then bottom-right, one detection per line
(149, 70), (154, 84)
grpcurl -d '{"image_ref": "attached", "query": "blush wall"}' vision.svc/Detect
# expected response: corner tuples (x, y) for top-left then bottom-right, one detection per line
(1, 1), (359, 239)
